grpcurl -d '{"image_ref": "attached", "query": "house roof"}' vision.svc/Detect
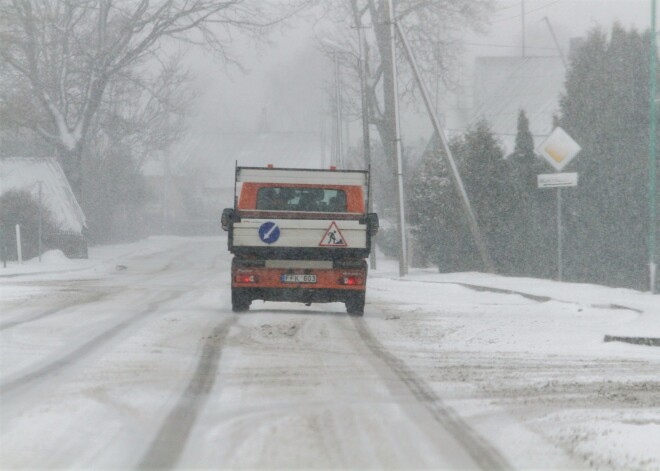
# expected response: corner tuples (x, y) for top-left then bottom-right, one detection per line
(0, 157), (86, 233)
(471, 56), (566, 152)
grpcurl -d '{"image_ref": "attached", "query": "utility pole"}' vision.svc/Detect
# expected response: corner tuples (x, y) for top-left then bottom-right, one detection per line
(387, 0), (408, 276)
(395, 22), (495, 273)
(355, 23), (376, 270)
(543, 17), (566, 68)
(521, 0), (526, 57)
(333, 50), (344, 168)
(650, 0), (657, 293)
(38, 181), (43, 263)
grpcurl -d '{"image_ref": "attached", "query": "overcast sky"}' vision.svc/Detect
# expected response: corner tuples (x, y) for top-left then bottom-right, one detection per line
(182, 0), (655, 145)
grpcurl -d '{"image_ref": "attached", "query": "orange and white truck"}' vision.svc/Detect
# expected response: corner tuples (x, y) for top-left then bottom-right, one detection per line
(221, 165), (378, 315)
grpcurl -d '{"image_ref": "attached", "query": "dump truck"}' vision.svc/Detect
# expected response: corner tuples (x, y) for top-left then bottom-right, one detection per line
(221, 165), (378, 315)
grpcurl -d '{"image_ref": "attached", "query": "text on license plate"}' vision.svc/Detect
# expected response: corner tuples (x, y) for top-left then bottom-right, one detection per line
(281, 274), (317, 283)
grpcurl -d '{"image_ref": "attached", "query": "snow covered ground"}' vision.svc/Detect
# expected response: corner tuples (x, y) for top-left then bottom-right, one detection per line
(1, 236), (658, 469)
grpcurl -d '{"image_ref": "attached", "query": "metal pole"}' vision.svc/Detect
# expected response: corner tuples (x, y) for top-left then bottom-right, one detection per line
(1, 227), (6, 267)
(16, 224), (22, 264)
(543, 17), (567, 68)
(557, 188), (563, 281)
(650, 0), (657, 293)
(38, 181), (43, 263)
(395, 21), (495, 272)
(334, 50), (344, 168)
(320, 114), (327, 168)
(521, 0), (526, 58)
(387, 0), (408, 276)
(356, 25), (376, 270)
(163, 152), (171, 233)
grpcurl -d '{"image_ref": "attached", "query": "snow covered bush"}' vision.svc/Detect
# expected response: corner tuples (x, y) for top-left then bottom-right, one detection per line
(0, 189), (60, 261)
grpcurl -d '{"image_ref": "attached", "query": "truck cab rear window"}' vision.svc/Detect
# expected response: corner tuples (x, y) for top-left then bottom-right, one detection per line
(256, 187), (347, 212)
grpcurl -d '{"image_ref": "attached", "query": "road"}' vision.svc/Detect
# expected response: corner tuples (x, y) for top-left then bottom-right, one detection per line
(1, 238), (658, 469)
(0, 239), (505, 469)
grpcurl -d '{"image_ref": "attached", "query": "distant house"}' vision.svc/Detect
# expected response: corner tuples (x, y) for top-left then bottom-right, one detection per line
(0, 156), (88, 258)
(470, 56), (566, 153)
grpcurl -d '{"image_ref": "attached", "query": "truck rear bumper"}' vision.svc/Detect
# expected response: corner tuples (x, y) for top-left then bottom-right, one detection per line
(232, 287), (361, 304)
(231, 259), (367, 304)
(232, 267), (366, 289)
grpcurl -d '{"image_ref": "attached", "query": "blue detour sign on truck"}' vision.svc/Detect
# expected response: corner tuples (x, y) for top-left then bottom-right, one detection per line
(258, 221), (280, 244)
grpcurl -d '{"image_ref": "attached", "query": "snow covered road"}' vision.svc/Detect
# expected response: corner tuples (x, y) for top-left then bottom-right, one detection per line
(1, 237), (658, 469)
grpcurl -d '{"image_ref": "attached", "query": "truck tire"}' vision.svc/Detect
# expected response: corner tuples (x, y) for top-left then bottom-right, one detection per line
(231, 289), (251, 312)
(345, 292), (365, 316)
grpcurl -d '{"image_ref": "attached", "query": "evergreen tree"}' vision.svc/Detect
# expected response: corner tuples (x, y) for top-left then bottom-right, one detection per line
(511, 110), (535, 161)
(407, 133), (475, 270)
(456, 120), (516, 272)
(558, 25), (657, 289)
(508, 110), (555, 277)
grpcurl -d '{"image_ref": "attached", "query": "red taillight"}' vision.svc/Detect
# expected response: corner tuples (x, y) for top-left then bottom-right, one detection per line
(341, 276), (362, 285)
(235, 275), (258, 284)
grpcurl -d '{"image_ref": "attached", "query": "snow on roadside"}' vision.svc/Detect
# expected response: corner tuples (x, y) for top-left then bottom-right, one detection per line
(0, 236), (201, 279)
(533, 410), (660, 470)
(0, 237), (207, 305)
(371, 258), (659, 339)
(368, 257), (659, 470)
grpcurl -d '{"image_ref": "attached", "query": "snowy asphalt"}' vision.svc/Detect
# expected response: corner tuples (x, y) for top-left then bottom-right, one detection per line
(0, 237), (658, 469)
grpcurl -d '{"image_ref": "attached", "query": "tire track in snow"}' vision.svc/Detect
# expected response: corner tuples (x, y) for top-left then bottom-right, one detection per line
(0, 245), (204, 331)
(351, 317), (511, 471)
(137, 316), (237, 470)
(0, 290), (109, 331)
(0, 291), (185, 396)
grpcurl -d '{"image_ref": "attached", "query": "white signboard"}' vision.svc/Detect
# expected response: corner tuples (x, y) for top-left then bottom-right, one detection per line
(537, 127), (581, 171)
(538, 172), (578, 188)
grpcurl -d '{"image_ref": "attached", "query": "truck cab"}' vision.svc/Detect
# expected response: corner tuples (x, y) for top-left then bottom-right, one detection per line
(222, 166), (378, 315)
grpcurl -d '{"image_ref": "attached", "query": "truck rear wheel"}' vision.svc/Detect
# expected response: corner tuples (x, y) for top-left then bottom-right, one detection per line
(345, 292), (365, 316)
(231, 289), (251, 312)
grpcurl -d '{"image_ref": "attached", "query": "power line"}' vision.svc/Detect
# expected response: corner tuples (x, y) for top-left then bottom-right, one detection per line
(496, 1), (523, 12)
(445, 128), (550, 138)
(493, 0), (563, 23)
(464, 42), (557, 51)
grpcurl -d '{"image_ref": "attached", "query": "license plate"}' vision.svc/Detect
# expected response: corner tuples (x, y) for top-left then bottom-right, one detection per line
(281, 274), (317, 283)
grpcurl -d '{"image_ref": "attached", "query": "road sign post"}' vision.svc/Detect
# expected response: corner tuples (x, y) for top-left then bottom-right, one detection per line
(650, 0), (657, 293)
(537, 127), (582, 281)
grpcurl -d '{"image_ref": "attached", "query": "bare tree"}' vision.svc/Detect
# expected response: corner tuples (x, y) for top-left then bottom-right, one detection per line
(0, 0), (304, 194)
(319, 0), (492, 168)
(313, 0), (492, 259)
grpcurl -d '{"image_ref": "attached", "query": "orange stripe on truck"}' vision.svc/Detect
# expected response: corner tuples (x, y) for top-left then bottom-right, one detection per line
(239, 183), (365, 213)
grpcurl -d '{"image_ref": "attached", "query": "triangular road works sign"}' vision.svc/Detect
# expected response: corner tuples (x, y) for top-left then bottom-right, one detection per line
(319, 221), (348, 247)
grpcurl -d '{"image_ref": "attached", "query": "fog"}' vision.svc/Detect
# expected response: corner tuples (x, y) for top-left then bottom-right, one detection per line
(1, 3), (659, 469)
(185, 0), (653, 144)
(0, 0), (657, 290)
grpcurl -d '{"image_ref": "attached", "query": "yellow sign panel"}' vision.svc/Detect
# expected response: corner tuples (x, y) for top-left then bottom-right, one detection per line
(545, 144), (566, 163)
(537, 127), (581, 171)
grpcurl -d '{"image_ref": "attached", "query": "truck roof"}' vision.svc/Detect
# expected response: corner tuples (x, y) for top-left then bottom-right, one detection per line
(237, 166), (368, 187)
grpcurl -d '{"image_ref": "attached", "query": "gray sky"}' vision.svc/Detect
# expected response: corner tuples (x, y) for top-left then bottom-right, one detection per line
(483, 0), (652, 57)
(183, 0), (654, 145)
